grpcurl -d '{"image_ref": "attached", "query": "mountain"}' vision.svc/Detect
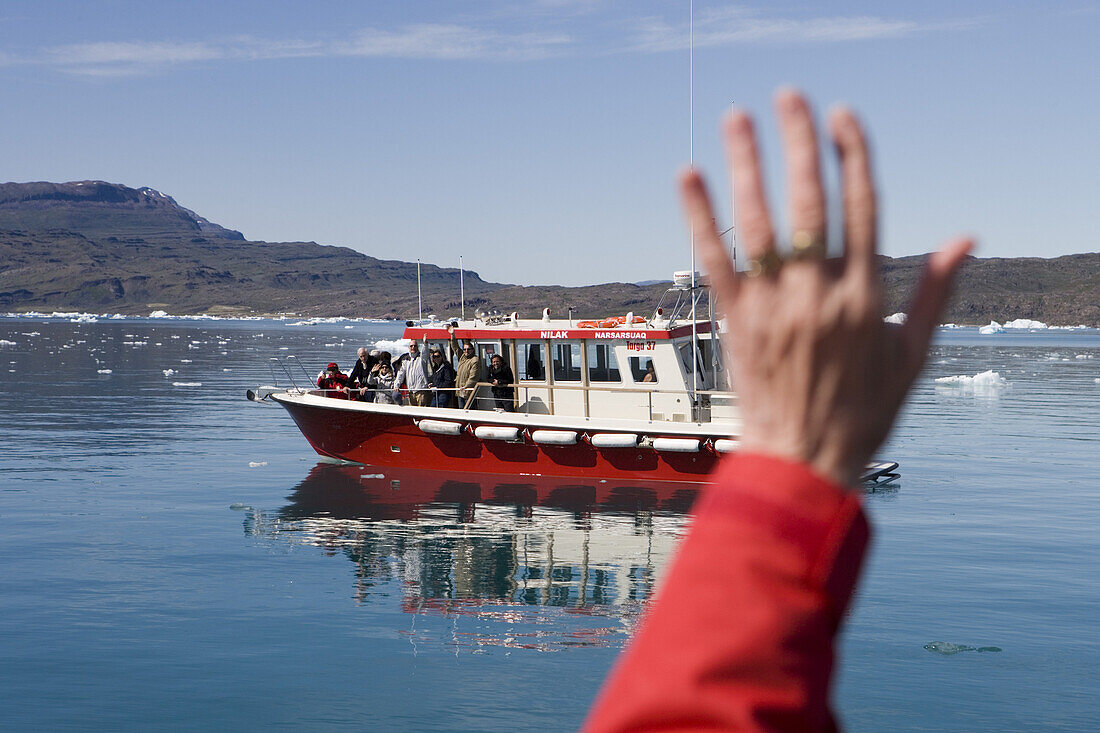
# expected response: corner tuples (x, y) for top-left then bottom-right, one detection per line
(0, 181), (1097, 325)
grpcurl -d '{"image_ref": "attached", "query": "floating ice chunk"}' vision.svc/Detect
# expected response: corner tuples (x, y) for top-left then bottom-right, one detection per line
(97, 368), (112, 374)
(924, 641), (1002, 655)
(149, 310), (168, 318)
(935, 370), (1008, 390)
(978, 321), (1005, 335)
(248, 461), (267, 468)
(163, 369), (177, 376)
(374, 338), (411, 353)
(1004, 318), (1048, 330)
(884, 312), (907, 325)
(0, 339), (16, 346)
(172, 381), (202, 387)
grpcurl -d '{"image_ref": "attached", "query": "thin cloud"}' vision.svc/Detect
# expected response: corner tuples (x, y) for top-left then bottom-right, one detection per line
(21, 7), (976, 77)
(37, 24), (572, 76)
(627, 7), (976, 53)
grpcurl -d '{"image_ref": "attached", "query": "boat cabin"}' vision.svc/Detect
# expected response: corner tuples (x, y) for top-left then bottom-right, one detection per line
(405, 302), (735, 428)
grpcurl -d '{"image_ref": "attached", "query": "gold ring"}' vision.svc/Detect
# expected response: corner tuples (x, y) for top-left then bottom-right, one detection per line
(790, 230), (826, 260)
(745, 250), (783, 278)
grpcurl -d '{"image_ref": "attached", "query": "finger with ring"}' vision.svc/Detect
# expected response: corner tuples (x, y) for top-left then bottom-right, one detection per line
(790, 230), (827, 260)
(746, 249), (784, 278)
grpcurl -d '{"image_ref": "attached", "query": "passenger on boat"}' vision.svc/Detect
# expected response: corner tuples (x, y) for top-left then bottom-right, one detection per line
(347, 348), (376, 401)
(315, 362), (350, 399)
(447, 324), (481, 408)
(428, 347), (456, 408)
(488, 353), (514, 411)
(393, 338), (433, 407)
(366, 361), (397, 404)
(581, 89), (972, 733)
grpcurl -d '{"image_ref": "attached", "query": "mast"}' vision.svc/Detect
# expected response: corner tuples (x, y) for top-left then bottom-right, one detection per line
(417, 259), (423, 322)
(689, 0), (699, 409)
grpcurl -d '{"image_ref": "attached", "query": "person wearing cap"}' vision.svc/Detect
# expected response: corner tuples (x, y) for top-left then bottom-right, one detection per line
(315, 362), (350, 399)
(393, 337), (433, 406)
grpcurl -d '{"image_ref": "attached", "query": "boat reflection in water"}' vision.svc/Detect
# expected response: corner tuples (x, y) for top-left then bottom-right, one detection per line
(244, 461), (701, 652)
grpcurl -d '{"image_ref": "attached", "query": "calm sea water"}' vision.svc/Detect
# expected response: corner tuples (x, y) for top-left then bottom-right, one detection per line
(1, 316), (1097, 731)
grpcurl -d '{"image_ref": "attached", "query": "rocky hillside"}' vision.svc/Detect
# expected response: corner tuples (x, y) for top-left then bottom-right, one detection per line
(0, 181), (1097, 324)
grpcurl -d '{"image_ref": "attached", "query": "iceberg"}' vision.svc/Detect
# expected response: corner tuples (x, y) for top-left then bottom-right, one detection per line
(374, 338), (411, 353)
(978, 321), (1005, 335)
(1004, 318), (1048, 330)
(935, 370), (1008, 391)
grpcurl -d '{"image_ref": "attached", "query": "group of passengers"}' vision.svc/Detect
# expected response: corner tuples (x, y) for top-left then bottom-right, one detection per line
(315, 323), (514, 410)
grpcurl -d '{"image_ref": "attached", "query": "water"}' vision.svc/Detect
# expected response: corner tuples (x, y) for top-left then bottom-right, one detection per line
(1, 317), (1097, 731)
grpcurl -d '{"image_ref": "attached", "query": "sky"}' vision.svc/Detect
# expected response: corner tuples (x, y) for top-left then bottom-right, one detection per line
(1, 1), (1097, 286)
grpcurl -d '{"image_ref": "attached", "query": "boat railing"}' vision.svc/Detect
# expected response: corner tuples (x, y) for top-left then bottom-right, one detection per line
(459, 381), (737, 424)
(306, 380), (737, 424)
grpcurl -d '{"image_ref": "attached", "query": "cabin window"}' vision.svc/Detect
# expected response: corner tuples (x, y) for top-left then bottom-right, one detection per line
(678, 339), (714, 375)
(552, 342), (582, 382)
(629, 356), (658, 383)
(587, 343), (621, 382)
(518, 342), (546, 381)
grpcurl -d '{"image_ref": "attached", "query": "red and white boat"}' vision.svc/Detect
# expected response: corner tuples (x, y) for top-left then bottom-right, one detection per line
(250, 275), (899, 486)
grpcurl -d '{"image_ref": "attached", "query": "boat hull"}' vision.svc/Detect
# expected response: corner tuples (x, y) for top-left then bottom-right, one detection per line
(274, 395), (721, 483)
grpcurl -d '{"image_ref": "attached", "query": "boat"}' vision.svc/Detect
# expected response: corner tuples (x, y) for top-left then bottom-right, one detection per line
(249, 272), (899, 485)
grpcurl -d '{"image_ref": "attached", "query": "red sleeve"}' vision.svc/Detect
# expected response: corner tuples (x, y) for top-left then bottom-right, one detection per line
(581, 453), (870, 733)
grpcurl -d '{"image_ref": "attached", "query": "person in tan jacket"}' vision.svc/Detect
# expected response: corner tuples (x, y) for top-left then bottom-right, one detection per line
(447, 323), (482, 408)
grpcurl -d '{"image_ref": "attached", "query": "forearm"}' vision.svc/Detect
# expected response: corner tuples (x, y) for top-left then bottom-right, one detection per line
(582, 453), (869, 733)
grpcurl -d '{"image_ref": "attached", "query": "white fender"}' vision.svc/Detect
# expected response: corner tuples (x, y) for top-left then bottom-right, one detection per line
(531, 429), (578, 445)
(590, 433), (639, 449)
(652, 437), (700, 453)
(417, 419), (464, 436)
(474, 425), (521, 441)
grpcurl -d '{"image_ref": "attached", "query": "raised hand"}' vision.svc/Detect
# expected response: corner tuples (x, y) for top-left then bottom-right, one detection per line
(682, 89), (972, 486)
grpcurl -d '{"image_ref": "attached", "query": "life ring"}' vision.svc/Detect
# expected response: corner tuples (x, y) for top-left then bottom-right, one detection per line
(580, 315), (648, 329)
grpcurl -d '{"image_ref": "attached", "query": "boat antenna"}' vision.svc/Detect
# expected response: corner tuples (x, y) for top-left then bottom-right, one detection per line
(689, 0), (699, 409)
(417, 259), (423, 322)
(460, 255), (465, 321)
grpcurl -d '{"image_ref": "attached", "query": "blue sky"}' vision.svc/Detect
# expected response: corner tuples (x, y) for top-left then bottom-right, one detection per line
(1, 1), (1097, 286)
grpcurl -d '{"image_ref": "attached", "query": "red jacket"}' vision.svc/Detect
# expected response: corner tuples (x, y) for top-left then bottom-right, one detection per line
(582, 453), (870, 733)
(316, 372), (350, 399)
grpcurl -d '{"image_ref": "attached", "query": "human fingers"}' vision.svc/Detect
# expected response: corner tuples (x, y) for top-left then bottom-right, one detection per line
(776, 89), (827, 256)
(900, 237), (974, 375)
(679, 169), (738, 304)
(723, 111), (776, 262)
(828, 106), (877, 280)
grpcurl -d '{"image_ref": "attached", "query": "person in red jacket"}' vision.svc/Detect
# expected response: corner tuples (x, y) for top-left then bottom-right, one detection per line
(581, 89), (972, 732)
(315, 362), (350, 399)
